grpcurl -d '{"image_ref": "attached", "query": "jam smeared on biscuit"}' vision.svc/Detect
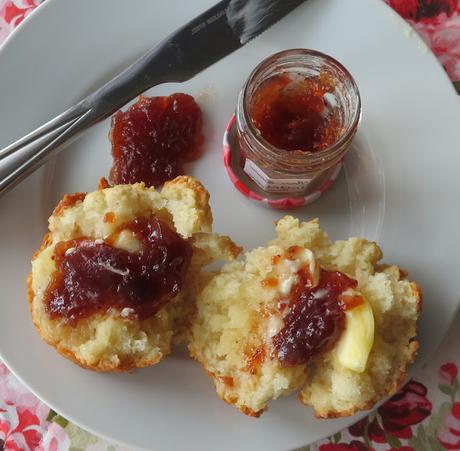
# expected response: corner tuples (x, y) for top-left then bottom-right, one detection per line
(250, 73), (342, 152)
(109, 94), (203, 188)
(44, 217), (192, 325)
(245, 346), (266, 375)
(273, 269), (357, 367)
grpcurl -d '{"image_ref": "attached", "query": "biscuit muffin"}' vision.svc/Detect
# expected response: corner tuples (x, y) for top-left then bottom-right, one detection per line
(28, 176), (239, 372)
(189, 216), (421, 417)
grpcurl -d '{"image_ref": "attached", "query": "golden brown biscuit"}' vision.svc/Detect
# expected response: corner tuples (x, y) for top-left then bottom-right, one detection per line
(189, 216), (421, 417)
(28, 176), (239, 372)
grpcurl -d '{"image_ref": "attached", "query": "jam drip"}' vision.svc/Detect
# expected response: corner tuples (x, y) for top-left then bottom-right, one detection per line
(109, 93), (203, 188)
(273, 269), (357, 367)
(250, 73), (342, 152)
(44, 217), (192, 325)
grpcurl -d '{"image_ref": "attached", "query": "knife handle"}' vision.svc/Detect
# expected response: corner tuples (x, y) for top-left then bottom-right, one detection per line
(0, 41), (187, 196)
(0, 36), (191, 192)
(0, 1), (235, 197)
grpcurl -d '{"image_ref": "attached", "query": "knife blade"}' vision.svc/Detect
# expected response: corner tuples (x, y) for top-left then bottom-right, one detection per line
(86, 0), (308, 114)
(0, 0), (308, 196)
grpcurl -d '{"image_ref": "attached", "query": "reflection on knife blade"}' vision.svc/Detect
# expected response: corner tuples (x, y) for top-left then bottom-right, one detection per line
(227, 0), (307, 44)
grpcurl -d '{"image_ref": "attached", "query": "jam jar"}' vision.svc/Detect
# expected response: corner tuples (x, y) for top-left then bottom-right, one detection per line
(230, 49), (361, 203)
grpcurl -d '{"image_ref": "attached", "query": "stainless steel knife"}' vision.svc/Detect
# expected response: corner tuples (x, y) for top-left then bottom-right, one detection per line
(0, 0), (307, 196)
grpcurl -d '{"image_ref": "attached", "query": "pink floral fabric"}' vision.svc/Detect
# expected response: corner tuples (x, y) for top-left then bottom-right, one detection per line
(348, 381), (433, 444)
(0, 0), (38, 43)
(0, 364), (70, 451)
(0, 0), (459, 450)
(312, 359), (460, 450)
(385, 0), (460, 80)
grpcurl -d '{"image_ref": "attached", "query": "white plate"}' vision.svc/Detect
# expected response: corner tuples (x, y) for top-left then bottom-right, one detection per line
(0, 0), (459, 450)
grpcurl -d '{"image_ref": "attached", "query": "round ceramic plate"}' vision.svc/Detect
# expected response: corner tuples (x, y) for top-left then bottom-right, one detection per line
(0, 0), (459, 450)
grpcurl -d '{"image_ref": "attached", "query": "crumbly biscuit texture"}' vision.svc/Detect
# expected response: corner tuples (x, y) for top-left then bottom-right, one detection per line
(189, 216), (421, 417)
(189, 251), (307, 416)
(29, 177), (238, 372)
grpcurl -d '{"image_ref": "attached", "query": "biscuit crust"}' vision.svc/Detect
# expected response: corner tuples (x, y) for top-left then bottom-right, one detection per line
(189, 216), (422, 417)
(28, 177), (238, 372)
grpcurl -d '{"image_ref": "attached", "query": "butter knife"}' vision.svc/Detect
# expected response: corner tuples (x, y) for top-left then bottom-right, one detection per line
(0, 0), (307, 196)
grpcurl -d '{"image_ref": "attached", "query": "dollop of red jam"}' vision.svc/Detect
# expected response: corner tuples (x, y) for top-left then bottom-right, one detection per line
(44, 216), (192, 325)
(250, 73), (342, 152)
(273, 269), (357, 367)
(109, 93), (203, 188)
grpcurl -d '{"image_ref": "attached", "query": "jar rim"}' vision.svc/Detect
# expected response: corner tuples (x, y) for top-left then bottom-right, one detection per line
(240, 48), (362, 164)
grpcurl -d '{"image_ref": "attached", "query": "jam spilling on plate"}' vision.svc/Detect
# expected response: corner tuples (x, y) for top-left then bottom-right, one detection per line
(250, 73), (343, 152)
(273, 269), (357, 367)
(109, 93), (203, 188)
(44, 216), (192, 325)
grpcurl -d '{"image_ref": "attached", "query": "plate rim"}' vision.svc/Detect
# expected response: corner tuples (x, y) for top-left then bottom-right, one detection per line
(0, 0), (459, 449)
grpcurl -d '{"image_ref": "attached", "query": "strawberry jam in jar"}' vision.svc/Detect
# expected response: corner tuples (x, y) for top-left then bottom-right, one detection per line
(234, 49), (361, 198)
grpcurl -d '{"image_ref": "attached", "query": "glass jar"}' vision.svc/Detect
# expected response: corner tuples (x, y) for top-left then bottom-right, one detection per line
(235, 49), (361, 196)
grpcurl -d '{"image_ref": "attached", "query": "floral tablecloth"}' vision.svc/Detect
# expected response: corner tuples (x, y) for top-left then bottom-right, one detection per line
(1, 1), (460, 450)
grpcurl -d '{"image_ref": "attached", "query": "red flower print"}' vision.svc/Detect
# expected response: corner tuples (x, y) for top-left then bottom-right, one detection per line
(438, 402), (460, 449)
(417, 0), (459, 19)
(387, 0), (459, 21)
(388, 0), (420, 20)
(440, 362), (459, 385)
(0, 401), (43, 450)
(427, 22), (460, 80)
(386, 0), (460, 81)
(0, 0), (41, 44)
(388, 447), (414, 451)
(0, 364), (70, 450)
(349, 381), (432, 443)
(319, 441), (372, 451)
(1, 0), (37, 26)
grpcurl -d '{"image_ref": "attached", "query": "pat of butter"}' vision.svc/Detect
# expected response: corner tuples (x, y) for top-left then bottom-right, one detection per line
(277, 248), (320, 296)
(279, 273), (298, 296)
(335, 296), (375, 373)
(267, 315), (284, 338)
(113, 230), (141, 252)
(120, 307), (135, 318)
